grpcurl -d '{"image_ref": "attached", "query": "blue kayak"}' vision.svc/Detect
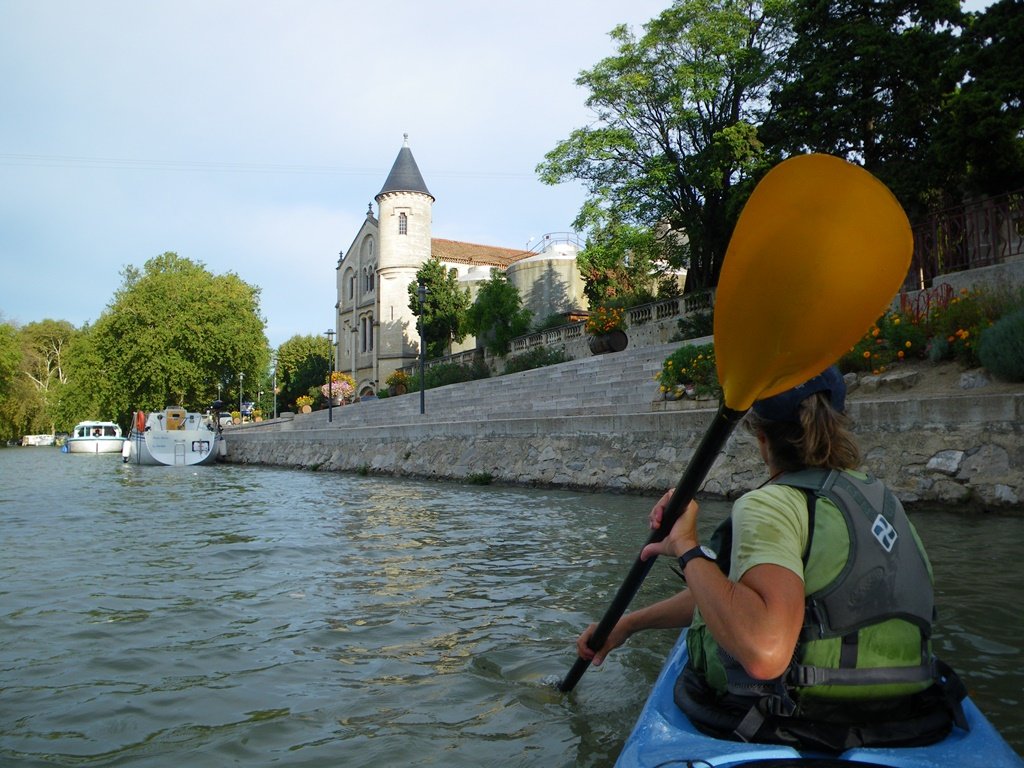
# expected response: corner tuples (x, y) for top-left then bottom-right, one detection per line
(615, 629), (1023, 767)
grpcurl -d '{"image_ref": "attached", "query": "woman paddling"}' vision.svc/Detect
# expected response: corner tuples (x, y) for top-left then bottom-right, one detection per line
(576, 366), (966, 751)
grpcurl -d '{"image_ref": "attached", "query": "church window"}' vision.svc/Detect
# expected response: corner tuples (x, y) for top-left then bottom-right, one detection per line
(399, 212), (407, 235)
(349, 274), (356, 300)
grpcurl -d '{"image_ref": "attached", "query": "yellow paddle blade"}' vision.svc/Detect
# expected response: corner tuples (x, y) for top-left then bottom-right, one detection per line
(714, 154), (912, 412)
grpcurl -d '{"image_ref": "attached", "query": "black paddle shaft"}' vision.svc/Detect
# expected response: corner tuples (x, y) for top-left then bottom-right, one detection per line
(558, 405), (746, 693)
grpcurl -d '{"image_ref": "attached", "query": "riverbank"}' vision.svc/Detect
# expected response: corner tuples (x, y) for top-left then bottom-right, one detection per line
(222, 354), (1023, 511)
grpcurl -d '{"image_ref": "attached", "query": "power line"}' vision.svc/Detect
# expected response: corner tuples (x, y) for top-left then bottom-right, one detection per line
(0, 153), (535, 180)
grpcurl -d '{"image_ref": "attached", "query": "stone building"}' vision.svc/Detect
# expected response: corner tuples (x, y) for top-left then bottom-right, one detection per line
(333, 137), (588, 396)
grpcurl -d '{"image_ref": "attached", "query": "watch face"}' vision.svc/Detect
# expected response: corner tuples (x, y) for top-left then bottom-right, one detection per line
(700, 545), (717, 560)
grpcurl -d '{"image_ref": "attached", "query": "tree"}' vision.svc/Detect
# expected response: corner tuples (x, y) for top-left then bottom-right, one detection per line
(79, 252), (269, 423)
(275, 334), (331, 410)
(17, 319), (78, 434)
(0, 321), (23, 441)
(936, 0), (1024, 197)
(576, 214), (671, 306)
(538, 0), (791, 292)
(766, 0), (964, 217)
(464, 270), (533, 356)
(407, 258), (471, 359)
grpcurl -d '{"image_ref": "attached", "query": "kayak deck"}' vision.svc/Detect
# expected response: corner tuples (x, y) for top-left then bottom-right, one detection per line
(615, 630), (1022, 767)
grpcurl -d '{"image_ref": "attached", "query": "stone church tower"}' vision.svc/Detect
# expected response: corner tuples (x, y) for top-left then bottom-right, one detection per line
(374, 135), (434, 380)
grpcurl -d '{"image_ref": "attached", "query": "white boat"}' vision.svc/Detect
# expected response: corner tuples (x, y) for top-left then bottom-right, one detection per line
(21, 434), (56, 447)
(64, 421), (125, 454)
(122, 407), (224, 466)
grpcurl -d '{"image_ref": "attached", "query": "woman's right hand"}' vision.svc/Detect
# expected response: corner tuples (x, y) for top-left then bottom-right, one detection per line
(576, 617), (633, 667)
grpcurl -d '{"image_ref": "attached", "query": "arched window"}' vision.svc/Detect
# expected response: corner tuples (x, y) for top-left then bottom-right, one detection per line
(349, 274), (356, 300)
(399, 212), (408, 235)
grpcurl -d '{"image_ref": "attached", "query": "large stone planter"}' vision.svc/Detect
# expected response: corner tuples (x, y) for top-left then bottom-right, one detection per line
(588, 329), (628, 355)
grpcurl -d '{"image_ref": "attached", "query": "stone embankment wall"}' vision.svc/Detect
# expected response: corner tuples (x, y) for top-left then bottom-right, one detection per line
(223, 389), (1023, 511)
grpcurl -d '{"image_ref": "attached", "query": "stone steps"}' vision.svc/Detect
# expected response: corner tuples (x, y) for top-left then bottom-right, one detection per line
(283, 338), (706, 430)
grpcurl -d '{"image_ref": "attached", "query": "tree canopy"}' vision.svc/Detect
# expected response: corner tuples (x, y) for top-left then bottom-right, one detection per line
(464, 270), (533, 356)
(766, 0), (964, 217)
(542, 0), (1022, 295)
(538, 0), (791, 292)
(407, 258), (471, 359)
(275, 334), (332, 410)
(72, 252), (269, 423)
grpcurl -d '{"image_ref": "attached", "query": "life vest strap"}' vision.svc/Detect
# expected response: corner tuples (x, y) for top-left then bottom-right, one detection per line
(791, 661), (935, 687)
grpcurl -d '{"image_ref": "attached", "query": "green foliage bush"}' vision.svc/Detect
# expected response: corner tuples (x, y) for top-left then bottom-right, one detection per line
(502, 346), (571, 375)
(978, 309), (1024, 381)
(674, 309), (714, 341)
(410, 358), (490, 391)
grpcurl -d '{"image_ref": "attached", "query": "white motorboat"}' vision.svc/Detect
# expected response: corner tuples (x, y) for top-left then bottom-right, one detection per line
(64, 421), (125, 454)
(122, 407), (224, 466)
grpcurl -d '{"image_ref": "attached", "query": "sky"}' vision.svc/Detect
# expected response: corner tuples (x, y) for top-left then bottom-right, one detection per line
(1, 0), (670, 348)
(1, 1), (991, 349)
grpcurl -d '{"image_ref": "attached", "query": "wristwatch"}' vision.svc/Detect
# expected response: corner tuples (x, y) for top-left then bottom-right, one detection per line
(678, 544), (717, 572)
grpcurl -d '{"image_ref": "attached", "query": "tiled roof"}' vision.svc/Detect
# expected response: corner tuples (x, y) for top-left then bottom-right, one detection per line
(431, 238), (530, 268)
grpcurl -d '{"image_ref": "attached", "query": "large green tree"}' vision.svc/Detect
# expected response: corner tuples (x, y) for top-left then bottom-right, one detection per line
(464, 270), (533, 356)
(538, 0), (791, 291)
(766, 0), (964, 216)
(407, 258), (471, 359)
(17, 319), (78, 434)
(78, 252), (269, 423)
(936, 0), (1024, 197)
(0, 321), (24, 441)
(274, 334), (331, 410)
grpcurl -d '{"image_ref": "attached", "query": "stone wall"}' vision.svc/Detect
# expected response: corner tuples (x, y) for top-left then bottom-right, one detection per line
(222, 390), (1024, 510)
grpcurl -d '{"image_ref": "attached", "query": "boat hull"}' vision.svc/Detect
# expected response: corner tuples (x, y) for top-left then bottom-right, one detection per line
(615, 630), (1022, 768)
(122, 409), (221, 467)
(65, 438), (125, 454)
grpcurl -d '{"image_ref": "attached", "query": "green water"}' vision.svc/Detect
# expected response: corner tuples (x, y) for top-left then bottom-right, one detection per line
(1, 449), (1020, 766)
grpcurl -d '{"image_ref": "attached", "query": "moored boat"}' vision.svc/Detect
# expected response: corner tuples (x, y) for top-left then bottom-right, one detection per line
(63, 420), (125, 454)
(615, 629), (1022, 767)
(122, 407), (224, 466)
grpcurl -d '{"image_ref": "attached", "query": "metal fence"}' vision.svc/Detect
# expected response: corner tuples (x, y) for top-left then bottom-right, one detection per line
(906, 188), (1024, 291)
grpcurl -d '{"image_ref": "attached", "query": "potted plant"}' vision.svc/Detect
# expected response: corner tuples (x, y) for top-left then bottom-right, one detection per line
(586, 305), (628, 354)
(656, 343), (720, 401)
(230, 410), (242, 424)
(385, 370), (411, 395)
(320, 371), (356, 404)
(295, 395), (314, 414)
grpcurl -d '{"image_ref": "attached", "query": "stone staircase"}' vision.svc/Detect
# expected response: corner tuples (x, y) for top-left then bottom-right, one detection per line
(277, 338), (708, 430)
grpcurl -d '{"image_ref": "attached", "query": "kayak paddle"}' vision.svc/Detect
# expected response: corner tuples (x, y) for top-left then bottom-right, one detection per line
(558, 154), (912, 693)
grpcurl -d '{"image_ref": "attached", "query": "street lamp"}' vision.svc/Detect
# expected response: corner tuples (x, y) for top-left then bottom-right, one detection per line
(418, 280), (428, 415)
(325, 328), (336, 423)
(238, 372), (244, 416)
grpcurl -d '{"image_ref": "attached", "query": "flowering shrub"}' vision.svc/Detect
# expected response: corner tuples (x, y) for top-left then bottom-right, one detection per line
(295, 395), (314, 409)
(840, 310), (927, 374)
(385, 370), (410, 389)
(586, 305), (626, 335)
(320, 371), (355, 401)
(656, 343), (720, 399)
(839, 286), (1024, 374)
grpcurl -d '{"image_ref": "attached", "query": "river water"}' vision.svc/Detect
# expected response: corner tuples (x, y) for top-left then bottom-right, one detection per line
(1, 448), (1020, 766)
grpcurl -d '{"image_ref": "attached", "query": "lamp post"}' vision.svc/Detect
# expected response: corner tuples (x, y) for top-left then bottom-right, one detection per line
(418, 280), (428, 415)
(325, 328), (336, 423)
(238, 372), (244, 416)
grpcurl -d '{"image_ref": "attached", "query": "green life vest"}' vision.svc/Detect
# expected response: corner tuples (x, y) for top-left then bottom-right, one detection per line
(700, 469), (937, 705)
